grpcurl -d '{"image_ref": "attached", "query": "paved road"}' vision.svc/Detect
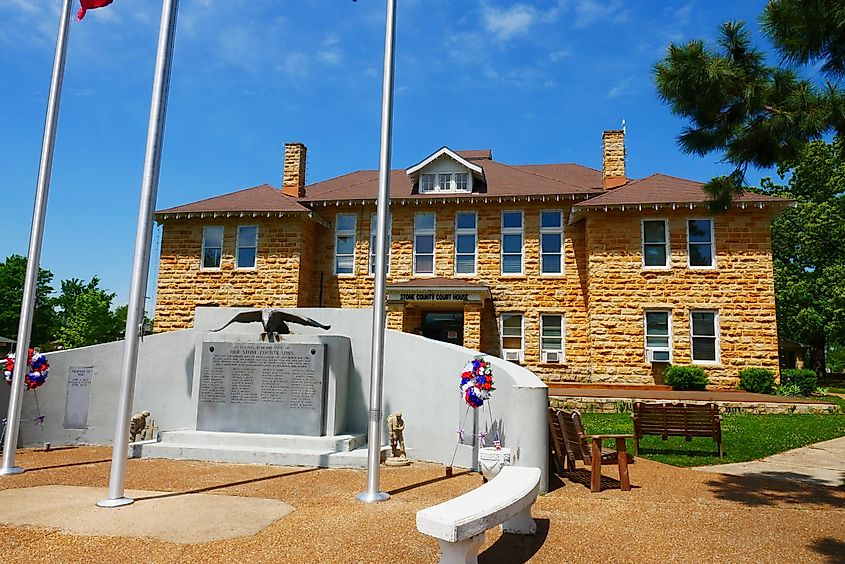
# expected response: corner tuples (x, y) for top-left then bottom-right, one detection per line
(693, 437), (845, 487)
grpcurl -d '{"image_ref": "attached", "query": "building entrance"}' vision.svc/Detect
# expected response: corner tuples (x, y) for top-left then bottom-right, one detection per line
(421, 311), (464, 346)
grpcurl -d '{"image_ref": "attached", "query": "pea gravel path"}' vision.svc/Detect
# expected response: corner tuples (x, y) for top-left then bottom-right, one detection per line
(0, 446), (843, 563)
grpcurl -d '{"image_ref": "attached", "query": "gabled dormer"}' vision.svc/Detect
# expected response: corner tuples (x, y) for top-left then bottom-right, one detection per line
(406, 147), (486, 194)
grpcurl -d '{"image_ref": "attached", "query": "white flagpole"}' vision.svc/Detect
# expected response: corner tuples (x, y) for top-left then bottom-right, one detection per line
(1, 0), (73, 476)
(97, 0), (179, 507)
(357, 0), (397, 503)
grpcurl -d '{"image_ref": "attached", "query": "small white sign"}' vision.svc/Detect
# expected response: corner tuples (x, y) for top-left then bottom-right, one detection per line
(64, 366), (93, 429)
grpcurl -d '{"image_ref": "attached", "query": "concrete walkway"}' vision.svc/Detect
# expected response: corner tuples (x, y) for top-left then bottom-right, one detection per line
(693, 437), (845, 487)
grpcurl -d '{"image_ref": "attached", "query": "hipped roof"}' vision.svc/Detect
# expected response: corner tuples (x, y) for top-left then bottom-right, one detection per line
(157, 184), (310, 215)
(574, 174), (785, 208)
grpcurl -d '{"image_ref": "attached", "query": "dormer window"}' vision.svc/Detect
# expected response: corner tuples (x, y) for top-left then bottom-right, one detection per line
(421, 174), (435, 192)
(419, 171), (471, 193)
(438, 173), (452, 191)
(408, 147), (484, 194)
(455, 173), (468, 191)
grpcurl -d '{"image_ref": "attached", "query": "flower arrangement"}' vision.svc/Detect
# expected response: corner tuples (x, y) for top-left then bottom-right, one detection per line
(460, 355), (494, 408)
(4, 348), (50, 390)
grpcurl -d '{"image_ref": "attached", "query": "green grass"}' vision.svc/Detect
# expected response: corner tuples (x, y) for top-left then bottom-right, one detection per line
(581, 411), (845, 467)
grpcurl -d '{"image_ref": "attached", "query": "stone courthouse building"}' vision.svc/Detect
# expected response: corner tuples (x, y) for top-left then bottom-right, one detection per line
(154, 131), (787, 387)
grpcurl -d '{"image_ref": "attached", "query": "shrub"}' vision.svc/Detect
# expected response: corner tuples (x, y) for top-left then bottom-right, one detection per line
(776, 383), (803, 397)
(738, 367), (776, 394)
(664, 365), (709, 390)
(781, 368), (818, 396)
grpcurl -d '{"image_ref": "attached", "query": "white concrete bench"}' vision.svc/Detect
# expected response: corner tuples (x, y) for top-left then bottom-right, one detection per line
(416, 466), (541, 564)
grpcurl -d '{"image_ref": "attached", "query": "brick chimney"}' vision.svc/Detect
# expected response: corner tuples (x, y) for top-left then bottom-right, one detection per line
(602, 129), (626, 189)
(282, 142), (307, 198)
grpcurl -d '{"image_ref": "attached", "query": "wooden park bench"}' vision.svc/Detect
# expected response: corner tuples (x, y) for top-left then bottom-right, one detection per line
(416, 466), (540, 564)
(549, 407), (633, 493)
(632, 402), (723, 458)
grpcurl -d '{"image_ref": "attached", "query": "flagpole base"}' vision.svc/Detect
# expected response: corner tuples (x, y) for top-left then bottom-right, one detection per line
(96, 497), (134, 508)
(0, 466), (25, 476)
(356, 491), (390, 503)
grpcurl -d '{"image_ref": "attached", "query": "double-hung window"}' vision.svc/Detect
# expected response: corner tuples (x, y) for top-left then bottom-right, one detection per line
(501, 314), (523, 362)
(414, 212), (436, 275)
(540, 210), (563, 274)
(691, 311), (719, 363)
(369, 213), (392, 276)
(235, 225), (258, 269)
(688, 219), (715, 268)
(642, 219), (669, 268)
(454, 212), (477, 275)
(202, 226), (223, 269)
(420, 174), (436, 192)
(501, 211), (524, 275)
(438, 173), (452, 191)
(334, 214), (356, 275)
(455, 173), (469, 191)
(644, 310), (672, 363)
(540, 314), (564, 362)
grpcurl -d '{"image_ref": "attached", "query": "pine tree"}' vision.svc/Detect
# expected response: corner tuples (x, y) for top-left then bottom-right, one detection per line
(654, 1), (845, 205)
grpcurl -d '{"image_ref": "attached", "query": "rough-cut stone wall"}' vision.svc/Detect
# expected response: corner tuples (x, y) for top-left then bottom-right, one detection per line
(584, 210), (780, 388)
(297, 217), (316, 307)
(309, 202), (591, 381)
(154, 216), (305, 332)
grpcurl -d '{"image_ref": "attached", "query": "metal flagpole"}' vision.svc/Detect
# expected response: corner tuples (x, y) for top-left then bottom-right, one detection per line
(97, 0), (179, 507)
(1, 0), (74, 476)
(357, 0), (397, 504)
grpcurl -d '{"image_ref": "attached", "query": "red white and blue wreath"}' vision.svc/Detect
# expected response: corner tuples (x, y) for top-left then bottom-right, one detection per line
(460, 355), (494, 408)
(3, 348), (50, 390)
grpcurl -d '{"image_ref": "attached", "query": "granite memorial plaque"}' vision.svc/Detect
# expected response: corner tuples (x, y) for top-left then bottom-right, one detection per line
(197, 342), (327, 435)
(64, 366), (93, 429)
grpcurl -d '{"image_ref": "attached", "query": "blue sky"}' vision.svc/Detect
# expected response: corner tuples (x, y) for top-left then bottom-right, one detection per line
(2, 0), (776, 308)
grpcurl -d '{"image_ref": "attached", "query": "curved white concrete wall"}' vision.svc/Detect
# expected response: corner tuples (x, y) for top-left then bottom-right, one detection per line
(11, 308), (548, 490)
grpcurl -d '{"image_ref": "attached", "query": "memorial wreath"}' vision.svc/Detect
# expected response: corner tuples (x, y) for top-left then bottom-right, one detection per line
(4, 348), (50, 390)
(459, 355), (494, 408)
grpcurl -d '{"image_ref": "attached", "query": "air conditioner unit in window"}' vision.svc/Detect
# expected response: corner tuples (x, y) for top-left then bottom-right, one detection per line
(504, 350), (522, 363)
(647, 349), (671, 363)
(543, 351), (561, 363)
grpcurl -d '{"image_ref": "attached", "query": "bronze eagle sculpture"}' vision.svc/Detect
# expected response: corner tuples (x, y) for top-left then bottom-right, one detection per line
(211, 309), (331, 341)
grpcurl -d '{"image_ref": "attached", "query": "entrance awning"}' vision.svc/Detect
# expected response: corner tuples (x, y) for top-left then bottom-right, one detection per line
(386, 278), (491, 304)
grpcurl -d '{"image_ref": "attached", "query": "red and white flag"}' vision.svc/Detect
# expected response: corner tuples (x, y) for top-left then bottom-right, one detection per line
(77, 0), (114, 21)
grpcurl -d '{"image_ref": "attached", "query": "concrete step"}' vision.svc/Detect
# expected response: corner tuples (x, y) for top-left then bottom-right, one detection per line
(133, 430), (386, 469)
(157, 430), (366, 453)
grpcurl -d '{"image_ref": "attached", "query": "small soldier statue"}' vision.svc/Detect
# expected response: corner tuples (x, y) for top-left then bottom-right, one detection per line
(129, 410), (151, 442)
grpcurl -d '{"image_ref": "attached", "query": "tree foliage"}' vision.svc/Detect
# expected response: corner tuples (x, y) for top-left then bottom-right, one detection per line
(0, 257), (127, 350)
(761, 139), (845, 374)
(55, 277), (125, 349)
(654, 1), (845, 205)
(0, 255), (57, 347)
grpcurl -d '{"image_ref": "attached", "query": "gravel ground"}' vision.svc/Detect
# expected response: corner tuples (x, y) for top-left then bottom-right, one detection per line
(0, 446), (843, 563)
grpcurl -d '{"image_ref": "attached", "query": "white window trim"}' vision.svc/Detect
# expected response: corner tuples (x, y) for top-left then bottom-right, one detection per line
(501, 210), (524, 276)
(641, 218), (671, 270)
(500, 313), (524, 362)
(413, 212), (436, 276)
(454, 211), (477, 276)
(690, 310), (721, 365)
(540, 314), (565, 363)
(201, 226), (224, 271)
(420, 173), (436, 193)
(644, 310), (673, 364)
(540, 209), (564, 276)
(369, 213), (391, 277)
(687, 218), (717, 269)
(235, 224), (258, 270)
(334, 213), (357, 277)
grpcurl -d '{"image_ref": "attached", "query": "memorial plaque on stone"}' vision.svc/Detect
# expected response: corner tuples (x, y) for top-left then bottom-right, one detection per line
(197, 342), (327, 435)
